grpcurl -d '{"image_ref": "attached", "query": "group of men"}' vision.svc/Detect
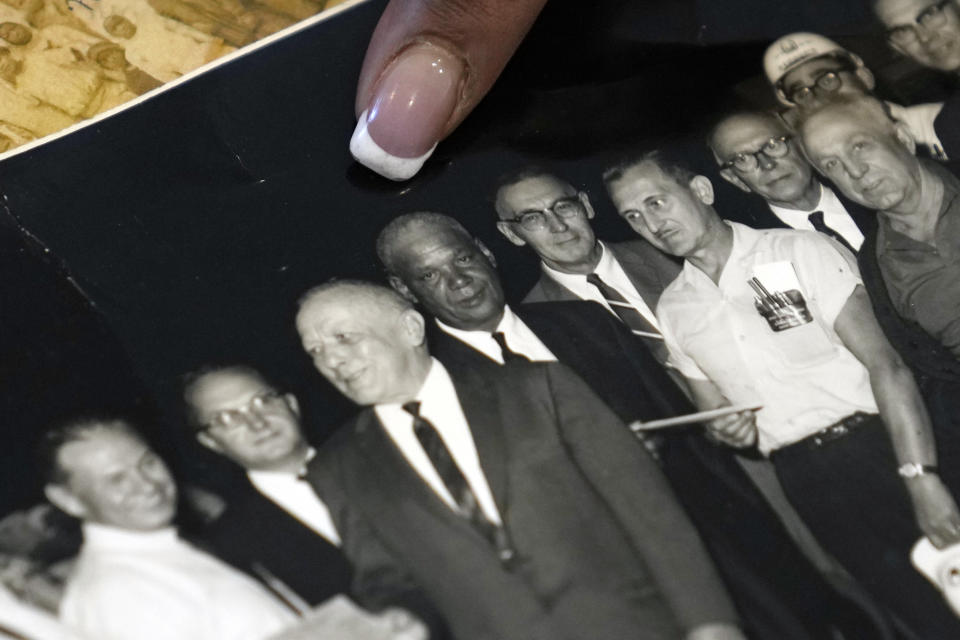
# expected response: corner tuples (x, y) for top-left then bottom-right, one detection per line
(9, 1), (960, 639)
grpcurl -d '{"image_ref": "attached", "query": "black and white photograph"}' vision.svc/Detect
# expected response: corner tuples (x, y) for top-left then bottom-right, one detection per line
(2, 0), (960, 638)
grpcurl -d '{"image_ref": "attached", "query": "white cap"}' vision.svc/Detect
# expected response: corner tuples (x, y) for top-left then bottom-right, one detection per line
(912, 536), (960, 616)
(763, 32), (848, 87)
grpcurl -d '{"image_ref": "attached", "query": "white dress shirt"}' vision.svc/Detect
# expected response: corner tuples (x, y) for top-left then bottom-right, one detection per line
(541, 241), (662, 330)
(657, 222), (878, 455)
(437, 305), (556, 364)
(247, 449), (342, 546)
(888, 101), (948, 160)
(375, 358), (503, 525)
(60, 524), (296, 640)
(767, 183), (865, 250)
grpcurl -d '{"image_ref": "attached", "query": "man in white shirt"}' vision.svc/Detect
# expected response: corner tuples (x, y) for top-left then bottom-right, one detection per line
(604, 150), (960, 640)
(40, 417), (427, 640)
(295, 279), (744, 640)
(708, 111), (872, 253)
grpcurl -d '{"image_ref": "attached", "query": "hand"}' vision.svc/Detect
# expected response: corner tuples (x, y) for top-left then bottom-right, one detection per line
(704, 410), (758, 449)
(906, 473), (960, 549)
(685, 622), (747, 640)
(350, 0), (548, 180)
(382, 607), (429, 640)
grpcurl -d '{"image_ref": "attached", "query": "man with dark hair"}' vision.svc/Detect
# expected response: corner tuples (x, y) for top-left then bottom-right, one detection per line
(41, 416), (428, 640)
(375, 211), (885, 639)
(296, 280), (745, 640)
(707, 111), (873, 252)
(605, 151), (960, 638)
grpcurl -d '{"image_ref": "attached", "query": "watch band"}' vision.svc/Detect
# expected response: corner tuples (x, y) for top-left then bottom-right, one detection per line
(898, 463), (939, 479)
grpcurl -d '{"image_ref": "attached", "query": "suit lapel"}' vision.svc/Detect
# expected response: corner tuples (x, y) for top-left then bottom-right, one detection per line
(608, 243), (667, 311)
(447, 364), (511, 517)
(537, 272), (579, 302)
(352, 410), (463, 526)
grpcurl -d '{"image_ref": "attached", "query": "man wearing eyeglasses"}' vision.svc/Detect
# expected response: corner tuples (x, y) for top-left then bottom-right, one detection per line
(874, 0), (960, 73)
(183, 366), (442, 636)
(605, 150), (960, 639)
(374, 211), (890, 640)
(763, 32), (953, 161)
(708, 111), (874, 253)
(493, 169), (679, 368)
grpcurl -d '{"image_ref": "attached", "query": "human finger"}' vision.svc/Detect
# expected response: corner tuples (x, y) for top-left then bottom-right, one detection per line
(350, 0), (549, 180)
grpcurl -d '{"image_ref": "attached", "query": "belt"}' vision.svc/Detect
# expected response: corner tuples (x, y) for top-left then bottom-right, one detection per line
(777, 412), (878, 454)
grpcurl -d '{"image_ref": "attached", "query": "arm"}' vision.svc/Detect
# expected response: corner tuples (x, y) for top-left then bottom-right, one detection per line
(835, 285), (960, 548)
(306, 445), (445, 633)
(687, 377), (759, 449)
(544, 363), (741, 634)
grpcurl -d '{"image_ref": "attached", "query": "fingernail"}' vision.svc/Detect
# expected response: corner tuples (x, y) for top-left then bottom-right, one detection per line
(350, 43), (463, 181)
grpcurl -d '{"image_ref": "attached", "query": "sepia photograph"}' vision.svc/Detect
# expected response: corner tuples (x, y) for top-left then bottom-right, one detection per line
(2, 0), (960, 638)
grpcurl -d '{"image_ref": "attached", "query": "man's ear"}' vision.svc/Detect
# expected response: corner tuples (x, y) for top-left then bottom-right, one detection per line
(718, 167), (752, 193)
(44, 484), (87, 520)
(399, 308), (427, 346)
(689, 175), (716, 205)
(578, 191), (596, 220)
(387, 274), (418, 304)
(196, 430), (224, 454)
(496, 221), (527, 247)
(893, 121), (918, 156)
(284, 393), (300, 418)
(475, 238), (497, 267)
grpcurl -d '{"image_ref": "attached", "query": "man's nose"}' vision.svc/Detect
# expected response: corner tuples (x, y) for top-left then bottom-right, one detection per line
(245, 410), (270, 431)
(757, 153), (778, 171)
(545, 210), (569, 232)
(845, 158), (868, 180)
(448, 270), (473, 290)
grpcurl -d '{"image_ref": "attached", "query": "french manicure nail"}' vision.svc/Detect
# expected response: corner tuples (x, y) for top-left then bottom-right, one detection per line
(350, 43), (464, 181)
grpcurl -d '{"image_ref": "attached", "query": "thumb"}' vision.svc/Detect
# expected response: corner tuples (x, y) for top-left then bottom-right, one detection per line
(350, 0), (548, 180)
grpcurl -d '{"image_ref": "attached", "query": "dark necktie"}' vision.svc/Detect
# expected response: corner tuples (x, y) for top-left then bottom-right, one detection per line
(585, 272), (670, 363)
(402, 402), (516, 567)
(491, 331), (530, 363)
(808, 211), (857, 254)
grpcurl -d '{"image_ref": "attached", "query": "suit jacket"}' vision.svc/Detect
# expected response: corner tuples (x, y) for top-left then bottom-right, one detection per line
(522, 239), (681, 309)
(718, 184), (878, 246)
(934, 90), (960, 159)
(428, 302), (873, 639)
(430, 300), (690, 423)
(193, 474), (354, 606)
(308, 361), (737, 640)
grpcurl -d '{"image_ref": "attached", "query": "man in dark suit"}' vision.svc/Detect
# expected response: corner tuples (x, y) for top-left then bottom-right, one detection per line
(707, 111), (875, 253)
(374, 211), (886, 639)
(181, 366), (352, 607)
(295, 279), (744, 640)
(493, 169), (679, 368)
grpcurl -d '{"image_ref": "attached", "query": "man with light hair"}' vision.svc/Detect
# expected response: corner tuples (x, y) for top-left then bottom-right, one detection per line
(297, 279), (746, 640)
(763, 31), (954, 159)
(707, 110), (873, 252)
(605, 150), (960, 638)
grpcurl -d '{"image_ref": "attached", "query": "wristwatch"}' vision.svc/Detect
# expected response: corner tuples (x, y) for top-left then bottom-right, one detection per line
(898, 463), (939, 479)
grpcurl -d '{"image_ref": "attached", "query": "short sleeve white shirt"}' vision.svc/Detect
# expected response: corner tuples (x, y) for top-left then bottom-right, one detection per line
(656, 222), (878, 455)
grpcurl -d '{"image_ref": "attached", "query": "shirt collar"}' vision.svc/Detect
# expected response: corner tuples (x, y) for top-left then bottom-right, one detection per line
(540, 240), (608, 285)
(375, 357), (450, 411)
(676, 221), (753, 289)
(82, 522), (180, 551)
(246, 447), (316, 483)
(767, 182), (827, 217)
(436, 305), (517, 340)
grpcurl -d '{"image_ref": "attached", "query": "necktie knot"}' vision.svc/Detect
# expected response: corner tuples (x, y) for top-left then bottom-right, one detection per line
(491, 331), (529, 363)
(402, 401), (422, 418)
(808, 211), (825, 227)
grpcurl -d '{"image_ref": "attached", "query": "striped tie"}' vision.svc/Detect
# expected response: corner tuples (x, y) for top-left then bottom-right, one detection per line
(586, 273), (669, 363)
